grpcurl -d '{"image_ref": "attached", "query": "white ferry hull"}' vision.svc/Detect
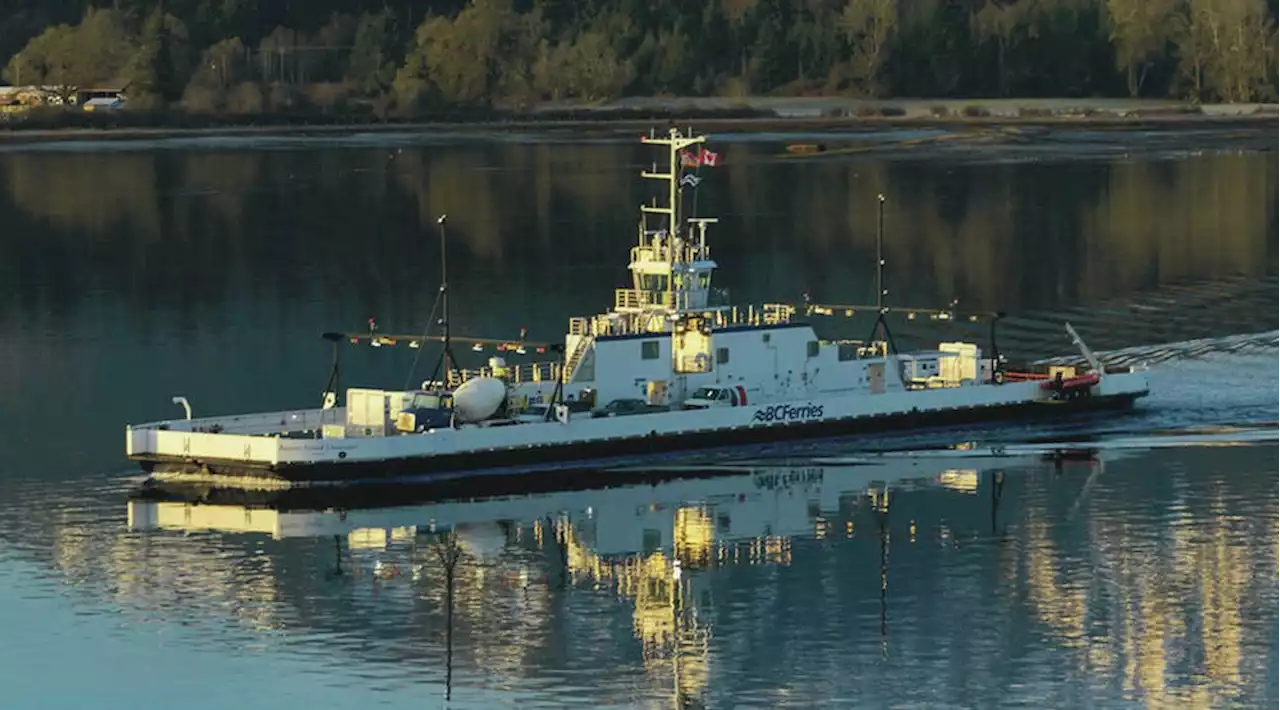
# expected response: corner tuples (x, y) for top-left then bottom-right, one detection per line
(130, 372), (1149, 483)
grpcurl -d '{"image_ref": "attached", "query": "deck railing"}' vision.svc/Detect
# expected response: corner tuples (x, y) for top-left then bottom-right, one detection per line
(130, 407), (345, 435)
(615, 288), (678, 310)
(448, 361), (563, 388)
(603, 297), (795, 329)
(630, 244), (709, 265)
(708, 303), (796, 328)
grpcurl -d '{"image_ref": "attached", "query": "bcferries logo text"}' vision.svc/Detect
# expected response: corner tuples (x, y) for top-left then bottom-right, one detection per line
(752, 403), (824, 423)
(754, 467), (824, 489)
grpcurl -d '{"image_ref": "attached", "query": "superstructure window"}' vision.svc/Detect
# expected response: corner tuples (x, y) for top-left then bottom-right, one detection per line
(807, 340), (820, 358)
(716, 347), (730, 364)
(641, 340), (660, 360)
(640, 274), (669, 291)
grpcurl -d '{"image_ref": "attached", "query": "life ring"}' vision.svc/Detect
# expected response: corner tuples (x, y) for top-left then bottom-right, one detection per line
(994, 370), (1005, 385)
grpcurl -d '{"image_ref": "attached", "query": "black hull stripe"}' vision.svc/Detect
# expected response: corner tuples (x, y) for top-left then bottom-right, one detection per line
(135, 393), (1144, 482)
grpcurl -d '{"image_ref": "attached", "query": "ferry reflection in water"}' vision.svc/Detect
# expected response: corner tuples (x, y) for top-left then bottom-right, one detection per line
(118, 442), (1276, 709)
(126, 453), (1008, 707)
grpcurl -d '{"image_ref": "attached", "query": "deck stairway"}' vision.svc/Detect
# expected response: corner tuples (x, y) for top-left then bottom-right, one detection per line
(562, 334), (593, 383)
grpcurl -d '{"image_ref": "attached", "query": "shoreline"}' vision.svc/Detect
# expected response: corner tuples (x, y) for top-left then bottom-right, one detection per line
(0, 97), (1274, 142)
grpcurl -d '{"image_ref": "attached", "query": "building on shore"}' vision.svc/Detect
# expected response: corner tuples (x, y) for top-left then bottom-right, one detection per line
(0, 84), (128, 115)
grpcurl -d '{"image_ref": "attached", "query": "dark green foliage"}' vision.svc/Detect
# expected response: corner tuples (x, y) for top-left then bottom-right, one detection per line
(1, 0), (1275, 114)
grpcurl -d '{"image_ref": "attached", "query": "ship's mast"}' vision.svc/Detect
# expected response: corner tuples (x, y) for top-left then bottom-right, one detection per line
(868, 194), (898, 355)
(625, 127), (718, 320)
(639, 126), (705, 243)
(427, 214), (458, 390)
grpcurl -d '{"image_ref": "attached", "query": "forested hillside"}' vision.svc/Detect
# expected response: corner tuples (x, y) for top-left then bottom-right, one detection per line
(2, 0), (1276, 116)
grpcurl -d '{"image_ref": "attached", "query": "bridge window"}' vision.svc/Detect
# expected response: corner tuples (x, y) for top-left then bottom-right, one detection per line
(640, 274), (669, 291)
(641, 340), (660, 360)
(716, 347), (730, 364)
(807, 340), (820, 358)
(762, 333), (771, 343)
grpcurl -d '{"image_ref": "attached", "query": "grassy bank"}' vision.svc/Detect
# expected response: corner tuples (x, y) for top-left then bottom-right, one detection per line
(0, 97), (1274, 141)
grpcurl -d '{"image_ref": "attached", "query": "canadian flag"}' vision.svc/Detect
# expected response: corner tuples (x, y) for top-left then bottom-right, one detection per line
(679, 147), (722, 167)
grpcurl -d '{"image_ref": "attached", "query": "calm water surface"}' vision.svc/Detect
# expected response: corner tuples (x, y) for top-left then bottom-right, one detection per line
(0, 126), (1276, 709)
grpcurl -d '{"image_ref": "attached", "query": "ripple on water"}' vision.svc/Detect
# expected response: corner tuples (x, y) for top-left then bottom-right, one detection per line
(1, 442), (1278, 708)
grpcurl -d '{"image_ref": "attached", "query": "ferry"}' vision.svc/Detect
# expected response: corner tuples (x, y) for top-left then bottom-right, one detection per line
(124, 127), (1151, 483)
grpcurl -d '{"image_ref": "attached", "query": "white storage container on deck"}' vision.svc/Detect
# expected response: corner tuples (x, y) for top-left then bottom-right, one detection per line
(938, 342), (980, 384)
(345, 388), (401, 437)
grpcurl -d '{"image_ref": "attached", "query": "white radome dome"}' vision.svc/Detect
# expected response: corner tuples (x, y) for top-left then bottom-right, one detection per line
(452, 377), (506, 422)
